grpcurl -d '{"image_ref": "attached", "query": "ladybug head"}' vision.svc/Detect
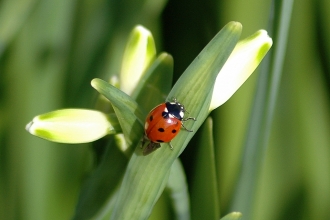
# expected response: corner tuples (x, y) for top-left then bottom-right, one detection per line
(164, 101), (185, 120)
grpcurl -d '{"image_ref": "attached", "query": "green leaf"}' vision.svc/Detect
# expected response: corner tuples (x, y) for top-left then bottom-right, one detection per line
(0, 0), (39, 55)
(91, 78), (145, 154)
(167, 21), (242, 155)
(110, 21), (242, 220)
(72, 140), (128, 220)
(132, 52), (174, 112)
(220, 212), (243, 220)
(166, 159), (190, 220)
(190, 117), (220, 220)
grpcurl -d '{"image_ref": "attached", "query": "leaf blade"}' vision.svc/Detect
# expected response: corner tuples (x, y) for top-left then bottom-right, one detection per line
(91, 78), (145, 153)
(110, 21), (242, 220)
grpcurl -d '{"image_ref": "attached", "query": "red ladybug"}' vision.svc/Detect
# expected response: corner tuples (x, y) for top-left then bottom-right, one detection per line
(142, 99), (196, 155)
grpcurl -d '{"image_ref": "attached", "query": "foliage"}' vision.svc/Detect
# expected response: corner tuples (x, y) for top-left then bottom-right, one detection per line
(1, 0), (330, 220)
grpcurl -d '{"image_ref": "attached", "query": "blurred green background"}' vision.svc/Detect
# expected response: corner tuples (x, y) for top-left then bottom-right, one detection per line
(1, 0), (330, 219)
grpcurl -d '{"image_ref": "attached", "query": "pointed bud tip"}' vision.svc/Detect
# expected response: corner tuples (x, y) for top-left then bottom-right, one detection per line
(134, 25), (151, 35)
(255, 30), (273, 46)
(25, 121), (33, 132)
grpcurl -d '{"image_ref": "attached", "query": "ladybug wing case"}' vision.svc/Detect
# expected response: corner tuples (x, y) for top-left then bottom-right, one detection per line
(143, 119), (181, 155)
(146, 117), (181, 143)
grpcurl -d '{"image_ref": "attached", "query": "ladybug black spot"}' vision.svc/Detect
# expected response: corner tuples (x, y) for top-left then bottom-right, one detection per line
(149, 115), (153, 121)
(172, 129), (177, 133)
(157, 140), (164, 143)
(162, 111), (169, 119)
(158, 128), (165, 132)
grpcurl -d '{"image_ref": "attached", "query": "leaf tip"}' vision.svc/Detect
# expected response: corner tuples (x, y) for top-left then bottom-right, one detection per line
(228, 21), (243, 33)
(221, 212), (243, 220)
(91, 78), (103, 90)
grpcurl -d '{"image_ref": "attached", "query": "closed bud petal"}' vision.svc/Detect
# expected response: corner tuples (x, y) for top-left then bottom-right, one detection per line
(26, 109), (116, 143)
(210, 30), (273, 111)
(120, 25), (156, 95)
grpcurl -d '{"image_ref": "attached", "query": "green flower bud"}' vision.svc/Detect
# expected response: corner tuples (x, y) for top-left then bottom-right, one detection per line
(26, 109), (115, 143)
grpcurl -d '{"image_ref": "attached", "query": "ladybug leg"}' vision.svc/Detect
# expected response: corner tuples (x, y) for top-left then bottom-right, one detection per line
(181, 116), (196, 132)
(168, 141), (174, 150)
(181, 123), (194, 132)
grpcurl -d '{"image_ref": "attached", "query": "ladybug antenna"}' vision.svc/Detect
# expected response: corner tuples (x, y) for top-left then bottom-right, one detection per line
(183, 116), (196, 121)
(171, 97), (177, 103)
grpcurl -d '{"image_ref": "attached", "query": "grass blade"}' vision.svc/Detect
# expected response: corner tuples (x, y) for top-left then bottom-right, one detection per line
(190, 117), (220, 220)
(230, 0), (294, 218)
(166, 159), (190, 220)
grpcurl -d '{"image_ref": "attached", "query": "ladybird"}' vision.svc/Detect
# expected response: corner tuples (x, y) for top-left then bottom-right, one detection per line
(142, 99), (196, 155)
